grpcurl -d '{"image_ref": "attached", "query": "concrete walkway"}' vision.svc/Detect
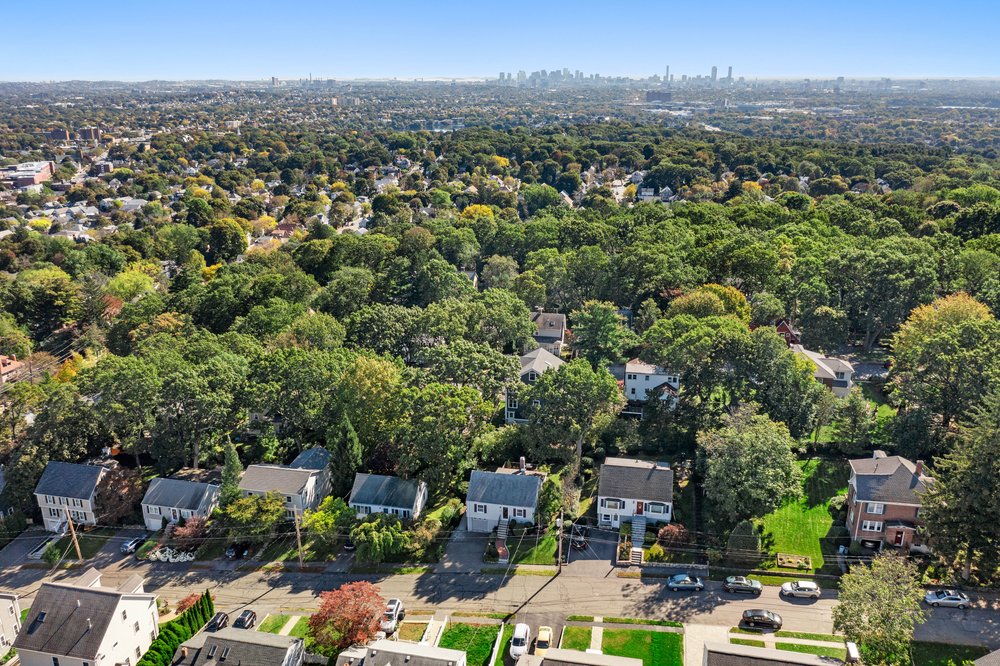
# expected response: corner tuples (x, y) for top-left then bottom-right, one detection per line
(684, 624), (730, 666)
(277, 615), (301, 636)
(589, 616), (603, 651)
(423, 617), (446, 646)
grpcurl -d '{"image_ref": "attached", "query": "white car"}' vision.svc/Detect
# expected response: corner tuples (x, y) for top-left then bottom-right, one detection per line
(780, 581), (821, 599)
(509, 623), (531, 659)
(924, 589), (970, 609)
(380, 599), (404, 633)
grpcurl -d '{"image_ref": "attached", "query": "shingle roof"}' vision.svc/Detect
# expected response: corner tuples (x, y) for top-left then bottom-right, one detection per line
(349, 474), (422, 510)
(466, 470), (541, 509)
(976, 650), (1000, 666)
(336, 639), (467, 666)
(519, 347), (564, 377)
(598, 458), (673, 503)
(531, 311), (566, 342)
(239, 465), (316, 495)
(174, 627), (300, 666)
(290, 447), (333, 471)
(520, 647), (644, 665)
(34, 462), (105, 500)
(704, 641), (827, 666)
(14, 573), (152, 660)
(141, 478), (219, 512)
(850, 455), (931, 504)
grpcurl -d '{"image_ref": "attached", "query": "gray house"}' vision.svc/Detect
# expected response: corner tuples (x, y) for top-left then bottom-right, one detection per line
(349, 473), (428, 520)
(465, 469), (543, 533)
(527, 311), (567, 356)
(239, 465), (328, 520)
(597, 458), (673, 528)
(0, 593), (21, 656)
(34, 462), (107, 532)
(174, 627), (303, 666)
(140, 478), (220, 531)
(289, 446), (333, 501)
(337, 639), (467, 666)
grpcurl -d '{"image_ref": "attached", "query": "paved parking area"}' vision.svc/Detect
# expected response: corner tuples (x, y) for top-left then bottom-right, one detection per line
(436, 517), (492, 573)
(0, 528), (52, 568)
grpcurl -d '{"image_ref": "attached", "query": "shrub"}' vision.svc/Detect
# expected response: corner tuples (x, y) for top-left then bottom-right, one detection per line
(657, 523), (690, 549)
(176, 593), (200, 614)
(646, 543), (666, 562)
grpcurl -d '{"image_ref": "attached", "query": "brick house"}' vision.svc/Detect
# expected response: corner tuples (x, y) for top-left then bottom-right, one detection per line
(846, 451), (932, 552)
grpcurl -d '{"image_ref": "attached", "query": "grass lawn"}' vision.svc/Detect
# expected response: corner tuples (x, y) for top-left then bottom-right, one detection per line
(602, 629), (684, 666)
(492, 624), (514, 666)
(54, 527), (117, 560)
(438, 623), (499, 666)
(861, 383), (897, 419)
(774, 630), (842, 642)
(567, 615), (594, 622)
(561, 626), (592, 651)
(508, 531), (558, 565)
(19, 608), (29, 623)
(603, 617), (683, 628)
(776, 643), (847, 660)
(911, 641), (990, 666)
(758, 458), (849, 572)
(398, 622), (427, 642)
(258, 614), (291, 634)
(731, 638), (766, 647)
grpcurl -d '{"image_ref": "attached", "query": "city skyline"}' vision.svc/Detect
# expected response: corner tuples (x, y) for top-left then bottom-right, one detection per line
(3, 0), (999, 81)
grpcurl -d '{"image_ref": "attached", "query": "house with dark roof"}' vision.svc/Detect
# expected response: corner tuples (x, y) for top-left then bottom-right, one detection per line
(597, 458), (673, 529)
(465, 468), (544, 533)
(239, 464), (328, 520)
(34, 462), (108, 532)
(289, 447), (333, 504)
(0, 593), (21, 656)
(505, 347), (564, 424)
(516, 648), (642, 665)
(173, 627), (304, 666)
(847, 450), (932, 551)
(140, 478), (220, 531)
(349, 473), (428, 520)
(791, 344), (855, 398)
(337, 639), (466, 666)
(528, 311), (567, 356)
(13, 568), (158, 666)
(702, 641), (829, 666)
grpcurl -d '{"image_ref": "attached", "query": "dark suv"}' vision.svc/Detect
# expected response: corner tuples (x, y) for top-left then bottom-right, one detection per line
(207, 612), (229, 631)
(723, 576), (763, 595)
(233, 610), (257, 629)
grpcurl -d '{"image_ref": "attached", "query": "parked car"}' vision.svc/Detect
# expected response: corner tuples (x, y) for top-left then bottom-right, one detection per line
(535, 626), (552, 656)
(742, 609), (782, 630)
(120, 535), (146, 555)
(924, 589), (970, 609)
(666, 574), (704, 592)
(226, 543), (251, 560)
(510, 623), (531, 659)
(343, 539), (356, 552)
(206, 612), (229, 632)
(723, 576), (763, 595)
(233, 610), (256, 629)
(780, 581), (821, 599)
(571, 525), (589, 550)
(381, 599), (404, 634)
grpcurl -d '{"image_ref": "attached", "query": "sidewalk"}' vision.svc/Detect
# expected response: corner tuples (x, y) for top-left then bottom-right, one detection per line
(684, 624), (730, 666)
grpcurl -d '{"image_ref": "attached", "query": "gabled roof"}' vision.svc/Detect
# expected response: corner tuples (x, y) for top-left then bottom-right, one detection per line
(14, 569), (153, 660)
(349, 474), (423, 510)
(704, 640), (828, 666)
(850, 454), (931, 504)
(34, 462), (106, 500)
(519, 347), (564, 377)
(336, 638), (467, 666)
(239, 465), (317, 496)
(518, 647), (643, 665)
(624, 358), (663, 375)
(530, 311), (566, 342)
(466, 470), (541, 509)
(598, 458), (673, 503)
(141, 478), (219, 512)
(290, 447), (333, 471)
(174, 627), (300, 666)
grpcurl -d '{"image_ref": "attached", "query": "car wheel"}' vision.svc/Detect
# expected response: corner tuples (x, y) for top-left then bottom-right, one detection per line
(697, 586), (704, 591)
(958, 604), (967, 610)
(671, 587), (679, 592)
(748, 621), (756, 627)
(932, 602), (940, 607)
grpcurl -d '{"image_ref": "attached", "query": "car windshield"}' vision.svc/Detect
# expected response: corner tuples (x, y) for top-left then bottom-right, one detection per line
(513, 637), (525, 646)
(934, 590), (948, 598)
(538, 639), (549, 649)
(384, 612), (394, 619)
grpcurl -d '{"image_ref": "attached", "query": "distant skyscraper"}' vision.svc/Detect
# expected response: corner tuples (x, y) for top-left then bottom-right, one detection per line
(727, 65), (733, 82)
(665, 65), (670, 82)
(711, 66), (718, 83)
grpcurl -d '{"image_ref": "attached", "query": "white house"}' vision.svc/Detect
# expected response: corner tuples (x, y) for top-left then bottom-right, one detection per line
(239, 465), (328, 520)
(140, 478), (220, 532)
(465, 468), (543, 533)
(34, 462), (107, 532)
(337, 639), (467, 666)
(527, 311), (567, 356)
(791, 344), (855, 398)
(623, 358), (679, 403)
(175, 627), (303, 666)
(505, 347), (564, 424)
(597, 458), (674, 528)
(349, 473), (428, 520)
(0, 594), (21, 656)
(14, 568), (159, 666)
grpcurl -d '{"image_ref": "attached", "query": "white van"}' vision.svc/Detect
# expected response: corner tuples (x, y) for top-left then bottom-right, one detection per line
(509, 623), (531, 659)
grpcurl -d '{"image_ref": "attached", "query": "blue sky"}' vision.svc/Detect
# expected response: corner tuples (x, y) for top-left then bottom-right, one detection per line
(5, 0), (998, 81)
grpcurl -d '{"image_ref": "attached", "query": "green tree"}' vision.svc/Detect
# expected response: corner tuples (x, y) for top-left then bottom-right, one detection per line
(350, 514), (409, 563)
(570, 300), (637, 367)
(832, 554), (926, 665)
(303, 497), (356, 547)
(0, 313), (32, 358)
(416, 339), (519, 406)
(800, 306), (848, 353)
(203, 218), (248, 263)
(82, 355), (161, 466)
(698, 408), (802, 528)
(834, 388), (876, 454)
(223, 491), (286, 538)
(219, 438), (243, 508)
(480, 255), (519, 290)
(326, 416), (362, 497)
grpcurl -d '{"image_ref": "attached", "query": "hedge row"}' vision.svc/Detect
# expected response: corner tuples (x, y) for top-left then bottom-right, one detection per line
(137, 591), (215, 666)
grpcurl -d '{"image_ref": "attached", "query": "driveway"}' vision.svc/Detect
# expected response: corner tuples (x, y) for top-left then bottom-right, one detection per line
(91, 527), (148, 569)
(436, 517), (490, 573)
(0, 528), (52, 568)
(562, 527), (617, 577)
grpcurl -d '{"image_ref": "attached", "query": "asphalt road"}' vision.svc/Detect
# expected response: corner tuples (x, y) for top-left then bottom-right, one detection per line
(2, 561), (997, 649)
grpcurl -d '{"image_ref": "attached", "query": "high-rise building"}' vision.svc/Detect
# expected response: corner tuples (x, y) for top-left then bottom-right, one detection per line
(727, 66), (733, 82)
(711, 66), (718, 83)
(665, 65), (670, 82)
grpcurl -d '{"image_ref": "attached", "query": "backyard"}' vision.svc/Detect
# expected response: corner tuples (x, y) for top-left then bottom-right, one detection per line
(437, 622), (499, 666)
(601, 629), (683, 666)
(758, 458), (850, 573)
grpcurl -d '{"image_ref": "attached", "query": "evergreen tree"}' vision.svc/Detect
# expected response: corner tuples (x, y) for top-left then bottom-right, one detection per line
(219, 438), (243, 508)
(326, 415), (361, 496)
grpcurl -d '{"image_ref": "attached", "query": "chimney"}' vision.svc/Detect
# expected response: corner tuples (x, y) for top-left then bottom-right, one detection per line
(86, 619), (92, 631)
(915, 460), (924, 476)
(872, 450), (887, 459)
(181, 647), (189, 659)
(519, 457), (526, 473)
(77, 600), (81, 608)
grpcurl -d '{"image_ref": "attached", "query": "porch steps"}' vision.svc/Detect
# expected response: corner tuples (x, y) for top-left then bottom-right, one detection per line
(629, 547), (643, 564)
(629, 516), (646, 564)
(497, 519), (510, 564)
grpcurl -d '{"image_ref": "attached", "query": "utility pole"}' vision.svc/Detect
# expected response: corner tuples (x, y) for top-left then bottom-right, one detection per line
(556, 510), (564, 574)
(64, 506), (82, 561)
(293, 509), (304, 571)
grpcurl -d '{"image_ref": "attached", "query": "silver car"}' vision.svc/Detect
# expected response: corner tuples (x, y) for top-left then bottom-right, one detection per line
(780, 581), (821, 599)
(924, 589), (970, 609)
(380, 599), (404, 633)
(666, 574), (705, 592)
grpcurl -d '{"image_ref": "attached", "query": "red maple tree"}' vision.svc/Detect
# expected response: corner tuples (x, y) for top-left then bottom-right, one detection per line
(308, 581), (386, 651)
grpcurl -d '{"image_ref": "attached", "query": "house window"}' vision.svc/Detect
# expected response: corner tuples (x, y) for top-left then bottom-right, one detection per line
(403, 510), (410, 518)
(53, 658), (59, 666)
(866, 503), (885, 515)
(835, 371), (845, 380)
(285, 496), (292, 503)
(135, 647), (142, 659)
(151, 506), (160, 515)
(506, 411), (516, 420)
(527, 371), (537, 382)
(603, 499), (623, 510)
(122, 610), (127, 620)
(134, 621), (140, 632)
(531, 399), (540, 407)
(474, 504), (487, 513)
(647, 504), (665, 514)
(514, 508), (526, 518)
(508, 397), (518, 409)
(861, 520), (883, 533)
(626, 374), (635, 380)
(630, 388), (636, 395)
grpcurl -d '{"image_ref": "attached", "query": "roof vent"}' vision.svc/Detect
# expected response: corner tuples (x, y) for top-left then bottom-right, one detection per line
(37, 612), (46, 623)
(77, 600), (81, 608)
(207, 645), (217, 659)
(86, 619), (92, 631)
(220, 647), (230, 661)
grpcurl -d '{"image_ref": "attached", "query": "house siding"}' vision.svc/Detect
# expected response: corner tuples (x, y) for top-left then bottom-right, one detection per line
(35, 494), (97, 532)
(141, 500), (217, 532)
(597, 496), (672, 527)
(0, 597), (21, 652)
(846, 477), (926, 550)
(466, 502), (536, 533)
(350, 484), (428, 521)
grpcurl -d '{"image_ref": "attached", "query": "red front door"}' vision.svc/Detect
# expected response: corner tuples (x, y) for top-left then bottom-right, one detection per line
(636, 502), (644, 515)
(894, 531), (904, 546)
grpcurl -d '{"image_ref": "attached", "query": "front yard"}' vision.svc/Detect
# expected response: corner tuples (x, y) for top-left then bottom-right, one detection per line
(911, 641), (989, 666)
(561, 626), (592, 651)
(437, 623), (499, 666)
(758, 458), (849, 573)
(51, 527), (118, 560)
(602, 629), (683, 666)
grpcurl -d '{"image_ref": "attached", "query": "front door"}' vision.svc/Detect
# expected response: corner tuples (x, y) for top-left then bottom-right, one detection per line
(894, 530), (904, 546)
(636, 501), (644, 516)
(502, 507), (509, 520)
